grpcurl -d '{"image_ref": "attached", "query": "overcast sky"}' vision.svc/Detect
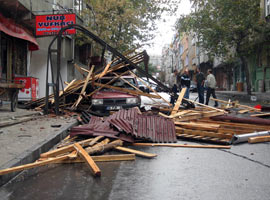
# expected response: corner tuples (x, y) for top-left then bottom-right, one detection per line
(145, 1), (192, 56)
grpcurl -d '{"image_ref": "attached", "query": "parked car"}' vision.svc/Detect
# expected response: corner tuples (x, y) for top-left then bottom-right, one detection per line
(137, 80), (149, 93)
(91, 75), (141, 114)
(141, 78), (160, 92)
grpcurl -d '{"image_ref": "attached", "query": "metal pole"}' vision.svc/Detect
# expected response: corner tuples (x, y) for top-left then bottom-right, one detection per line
(55, 35), (62, 115)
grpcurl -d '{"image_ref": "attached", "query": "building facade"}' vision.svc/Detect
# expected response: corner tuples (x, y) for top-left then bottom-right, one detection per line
(0, 0), (90, 99)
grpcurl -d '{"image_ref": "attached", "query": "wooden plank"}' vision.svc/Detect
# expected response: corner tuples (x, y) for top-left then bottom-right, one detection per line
(210, 97), (261, 111)
(40, 138), (94, 158)
(248, 136), (270, 143)
(171, 88), (187, 115)
(173, 111), (224, 122)
(98, 62), (113, 79)
(87, 136), (105, 147)
(73, 65), (95, 108)
(175, 121), (220, 130)
(250, 113), (270, 117)
(74, 63), (87, 77)
(158, 112), (170, 118)
(90, 154), (135, 162)
(198, 119), (270, 130)
(52, 79), (77, 104)
(87, 138), (110, 150)
(115, 146), (157, 158)
(0, 151), (77, 176)
(74, 143), (101, 177)
(175, 128), (233, 139)
(39, 154), (136, 163)
(169, 110), (192, 119)
(225, 99), (231, 109)
(86, 140), (123, 155)
(238, 109), (250, 114)
(132, 143), (231, 149)
(94, 82), (161, 99)
(183, 98), (227, 113)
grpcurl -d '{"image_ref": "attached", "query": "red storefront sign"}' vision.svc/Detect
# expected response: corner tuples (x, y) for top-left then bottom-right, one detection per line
(36, 14), (76, 36)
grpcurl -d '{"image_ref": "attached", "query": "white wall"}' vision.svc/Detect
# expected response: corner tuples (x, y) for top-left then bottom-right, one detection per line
(29, 37), (69, 98)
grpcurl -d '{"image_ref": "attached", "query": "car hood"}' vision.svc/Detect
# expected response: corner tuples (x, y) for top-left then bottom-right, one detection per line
(92, 91), (137, 99)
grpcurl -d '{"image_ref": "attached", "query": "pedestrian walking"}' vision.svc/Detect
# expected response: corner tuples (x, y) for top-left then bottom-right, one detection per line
(180, 69), (191, 99)
(169, 69), (180, 105)
(205, 69), (218, 107)
(195, 67), (205, 104)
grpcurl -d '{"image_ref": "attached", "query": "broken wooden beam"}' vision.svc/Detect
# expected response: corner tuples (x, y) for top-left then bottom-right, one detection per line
(183, 98), (227, 113)
(248, 136), (270, 144)
(74, 143), (101, 177)
(250, 113), (270, 117)
(115, 146), (157, 158)
(170, 88), (187, 115)
(0, 151), (77, 176)
(86, 140), (123, 155)
(210, 98), (261, 112)
(38, 154), (136, 163)
(40, 138), (96, 158)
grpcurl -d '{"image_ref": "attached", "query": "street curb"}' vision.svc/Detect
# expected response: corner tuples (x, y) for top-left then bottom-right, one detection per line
(0, 119), (78, 187)
(216, 92), (270, 104)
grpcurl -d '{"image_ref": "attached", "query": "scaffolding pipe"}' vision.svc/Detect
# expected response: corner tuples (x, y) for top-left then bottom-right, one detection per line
(233, 131), (270, 144)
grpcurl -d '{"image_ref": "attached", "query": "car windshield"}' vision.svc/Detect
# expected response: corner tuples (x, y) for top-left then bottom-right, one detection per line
(99, 78), (136, 91)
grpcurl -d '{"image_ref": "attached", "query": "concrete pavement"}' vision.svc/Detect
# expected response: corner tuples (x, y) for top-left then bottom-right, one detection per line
(0, 104), (78, 186)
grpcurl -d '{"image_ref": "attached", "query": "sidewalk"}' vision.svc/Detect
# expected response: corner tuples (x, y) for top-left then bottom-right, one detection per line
(216, 91), (270, 106)
(0, 105), (78, 186)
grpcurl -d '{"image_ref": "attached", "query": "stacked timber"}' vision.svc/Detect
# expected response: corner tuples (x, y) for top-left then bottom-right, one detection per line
(159, 92), (270, 145)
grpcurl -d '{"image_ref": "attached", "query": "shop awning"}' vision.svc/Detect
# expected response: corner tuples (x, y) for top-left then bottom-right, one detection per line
(0, 13), (39, 51)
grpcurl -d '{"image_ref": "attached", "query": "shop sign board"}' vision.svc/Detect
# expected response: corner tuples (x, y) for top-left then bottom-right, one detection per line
(36, 14), (76, 36)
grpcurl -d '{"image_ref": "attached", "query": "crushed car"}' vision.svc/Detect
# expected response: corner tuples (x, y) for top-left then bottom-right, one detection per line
(91, 74), (141, 114)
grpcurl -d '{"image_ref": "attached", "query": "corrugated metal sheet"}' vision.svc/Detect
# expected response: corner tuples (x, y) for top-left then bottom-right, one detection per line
(70, 107), (176, 143)
(108, 108), (176, 143)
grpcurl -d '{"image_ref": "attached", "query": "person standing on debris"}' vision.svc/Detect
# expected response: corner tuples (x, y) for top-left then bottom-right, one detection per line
(195, 67), (205, 104)
(205, 69), (218, 107)
(169, 69), (180, 104)
(180, 69), (191, 99)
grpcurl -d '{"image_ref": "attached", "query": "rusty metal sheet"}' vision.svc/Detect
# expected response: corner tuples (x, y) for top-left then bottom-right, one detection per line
(71, 107), (176, 143)
(108, 108), (176, 143)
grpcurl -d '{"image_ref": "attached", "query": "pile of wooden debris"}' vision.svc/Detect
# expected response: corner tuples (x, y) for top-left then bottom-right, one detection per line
(157, 89), (270, 145)
(24, 50), (169, 112)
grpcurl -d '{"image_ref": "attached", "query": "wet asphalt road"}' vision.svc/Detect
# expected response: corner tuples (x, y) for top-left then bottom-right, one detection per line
(1, 143), (270, 200)
(1, 93), (270, 200)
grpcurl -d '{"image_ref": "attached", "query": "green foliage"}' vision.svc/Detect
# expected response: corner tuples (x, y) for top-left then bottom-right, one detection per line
(176, 0), (262, 58)
(176, 0), (269, 94)
(77, 0), (178, 55)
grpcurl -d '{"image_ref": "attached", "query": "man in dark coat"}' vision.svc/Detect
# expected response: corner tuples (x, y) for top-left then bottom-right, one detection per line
(195, 67), (205, 104)
(180, 69), (191, 99)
